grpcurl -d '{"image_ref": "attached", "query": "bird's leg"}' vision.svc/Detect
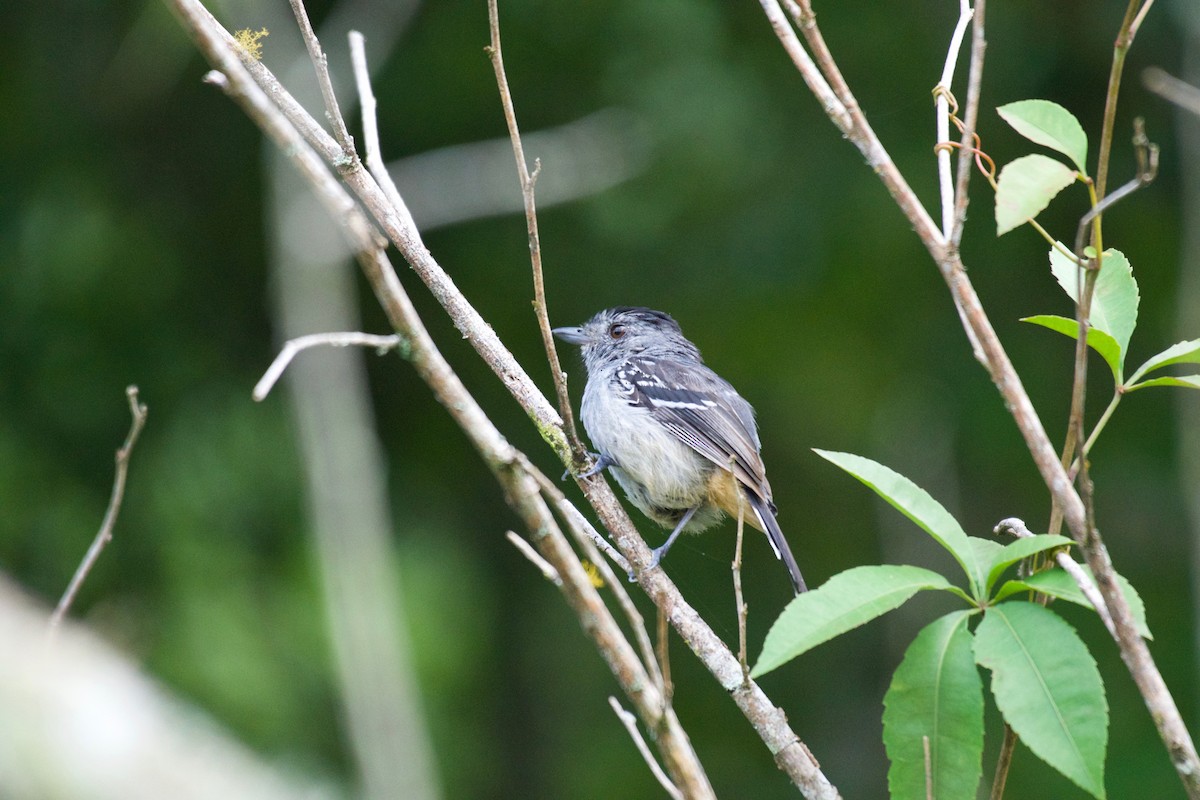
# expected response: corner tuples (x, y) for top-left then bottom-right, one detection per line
(581, 451), (617, 478)
(563, 451), (616, 481)
(650, 506), (699, 568)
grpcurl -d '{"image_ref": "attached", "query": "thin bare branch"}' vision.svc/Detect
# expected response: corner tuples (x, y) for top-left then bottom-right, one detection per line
(507, 530), (562, 585)
(995, 517), (1116, 637)
(252, 331), (403, 401)
(768, 1), (850, 129)
(938, 0), (989, 365)
(609, 696), (685, 800)
(733, 489), (749, 680)
(657, 607), (673, 702)
(287, 0), (355, 152)
(934, 0), (974, 237)
(347, 30), (419, 232)
(49, 386), (148, 635)
(949, 0), (986, 248)
(486, 0), (583, 461)
(1129, 1), (1157, 62)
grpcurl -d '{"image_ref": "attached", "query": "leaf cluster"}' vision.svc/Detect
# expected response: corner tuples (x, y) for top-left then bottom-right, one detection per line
(754, 451), (1151, 799)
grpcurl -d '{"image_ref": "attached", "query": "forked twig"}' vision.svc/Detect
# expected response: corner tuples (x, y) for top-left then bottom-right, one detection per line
(50, 387), (148, 634)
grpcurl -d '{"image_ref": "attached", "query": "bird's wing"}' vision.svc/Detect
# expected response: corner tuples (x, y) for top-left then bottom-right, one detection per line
(617, 356), (770, 503)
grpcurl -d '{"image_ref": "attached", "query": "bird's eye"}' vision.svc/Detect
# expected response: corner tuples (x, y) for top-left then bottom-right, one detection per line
(608, 323), (626, 339)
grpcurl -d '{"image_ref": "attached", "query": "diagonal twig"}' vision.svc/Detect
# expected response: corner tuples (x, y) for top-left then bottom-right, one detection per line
(287, 0), (355, 152)
(609, 696), (685, 800)
(50, 386), (148, 634)
(485, 0), (584, 461)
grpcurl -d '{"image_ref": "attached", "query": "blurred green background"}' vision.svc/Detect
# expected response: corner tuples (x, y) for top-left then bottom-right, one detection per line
(3, 0), (1198, 797)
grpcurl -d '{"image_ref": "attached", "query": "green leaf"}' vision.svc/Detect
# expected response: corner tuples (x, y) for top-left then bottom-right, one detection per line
(1021, 314), (1123, 383)
(752, 565), (955, 677)
(971, 537), (1004, 586)
(1128, 338), (1200, 384)
(996, 567), (1152, 639)
(884, 611), (983, 800)
(1049, 246), (1139, 378)
(814, 450), (988, 598)
(975, 602), (1108, 798)
(995, 154), (1078, 236)
(1128, 375), (1200, 392)
(997, 100), (1089, 174)
(985, 534), (1074, 596)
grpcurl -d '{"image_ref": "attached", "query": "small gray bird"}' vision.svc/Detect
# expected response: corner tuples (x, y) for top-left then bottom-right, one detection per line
(553, 307), (807, 594)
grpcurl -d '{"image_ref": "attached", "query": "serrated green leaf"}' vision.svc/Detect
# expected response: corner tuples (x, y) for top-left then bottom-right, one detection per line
(1128, 375), (1200, 392)
(975, 602), (1108, 798)
(884, 611), (983, 800)
(995, 154), (1078, 236)
(1128, 338), (1200, 384)
(996, 567), (1152, 639)
(752, 565), (955, 677)
(814, 450), (987, 598)
(1021, 315), (1124, 383)
(985, 534), (1074, 596)
(998, 100), (1089, 174)
(1049, 246), (1139, 377)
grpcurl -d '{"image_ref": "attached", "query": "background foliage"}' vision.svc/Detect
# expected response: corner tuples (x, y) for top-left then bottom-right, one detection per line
(2, 0), (1196, 797)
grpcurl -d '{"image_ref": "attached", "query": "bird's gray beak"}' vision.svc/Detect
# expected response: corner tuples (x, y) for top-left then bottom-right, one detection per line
(552, 326), (588, 345)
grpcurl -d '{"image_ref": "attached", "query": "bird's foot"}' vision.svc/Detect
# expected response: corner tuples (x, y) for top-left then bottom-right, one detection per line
(562, 451), (616, 481)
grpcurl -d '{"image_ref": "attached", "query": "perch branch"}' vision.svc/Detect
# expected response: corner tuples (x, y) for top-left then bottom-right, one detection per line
(166, 1), (841, 795)
(174, 11), (716, 795)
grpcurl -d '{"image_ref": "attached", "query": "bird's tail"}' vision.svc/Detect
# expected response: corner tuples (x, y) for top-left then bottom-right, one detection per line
(746, 492), (808, 594)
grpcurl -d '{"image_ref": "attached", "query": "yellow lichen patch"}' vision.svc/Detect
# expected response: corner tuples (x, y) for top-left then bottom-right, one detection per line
(234, 28), (269, 61)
